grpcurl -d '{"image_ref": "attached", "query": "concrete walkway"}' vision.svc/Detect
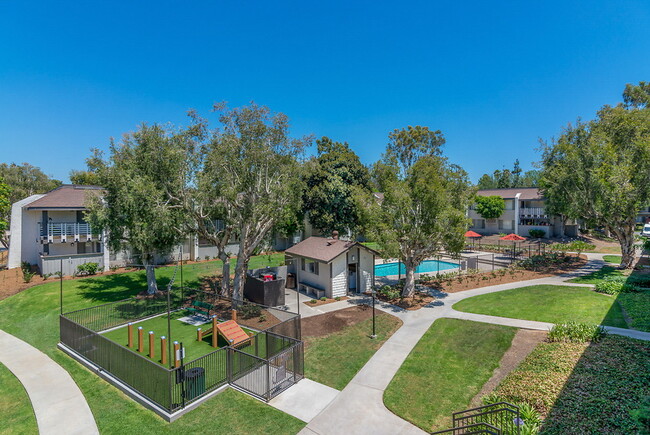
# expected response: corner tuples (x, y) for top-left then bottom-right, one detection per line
(296, 253), (650, 435)
(0, 330), (98, 435)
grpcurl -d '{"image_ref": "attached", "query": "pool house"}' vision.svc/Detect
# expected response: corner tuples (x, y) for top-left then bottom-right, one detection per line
(284, 233), (379, 298)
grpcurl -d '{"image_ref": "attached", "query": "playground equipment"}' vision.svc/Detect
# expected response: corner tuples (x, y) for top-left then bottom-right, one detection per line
(197, 316), (252, 347)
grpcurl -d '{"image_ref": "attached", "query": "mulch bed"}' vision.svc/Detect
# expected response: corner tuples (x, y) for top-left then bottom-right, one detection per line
(431, 255), (588, 294)
(305, 296), (350, 307)
(302, 305), (386, 338)
(374, 292), (435, 310)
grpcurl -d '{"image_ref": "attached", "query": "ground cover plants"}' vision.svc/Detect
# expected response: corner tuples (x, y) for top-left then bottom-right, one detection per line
(452, 285), (627, 327)
(492, 335), (650, 434)
(384, 318), (516, 431)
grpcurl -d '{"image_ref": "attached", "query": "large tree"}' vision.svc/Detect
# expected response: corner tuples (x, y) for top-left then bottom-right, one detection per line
(0, 163), (62, 248)
(364, 126), (474, 297)
(205, 103), (308, 302)
(302, 137), (370, 236)
(0, 178), (10, 249)
(540, 82), (650, 268)
(474, 195), (505, 220)
(86, 125), (192, 294)
(476, 161), (540, 189)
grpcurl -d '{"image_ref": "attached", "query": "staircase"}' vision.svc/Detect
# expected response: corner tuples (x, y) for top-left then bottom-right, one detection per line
(431, 402), (521, 435)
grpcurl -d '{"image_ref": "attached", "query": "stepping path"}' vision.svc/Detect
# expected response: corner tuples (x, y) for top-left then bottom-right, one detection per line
(295, 253), (650, 434)
(0, 330), (98, 435)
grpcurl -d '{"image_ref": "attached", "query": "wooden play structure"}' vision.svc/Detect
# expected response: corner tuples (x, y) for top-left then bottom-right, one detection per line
(197, 317), (252, 347)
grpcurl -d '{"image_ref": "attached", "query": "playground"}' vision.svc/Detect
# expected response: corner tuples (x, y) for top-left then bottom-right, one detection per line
(101, 310), (261, 364)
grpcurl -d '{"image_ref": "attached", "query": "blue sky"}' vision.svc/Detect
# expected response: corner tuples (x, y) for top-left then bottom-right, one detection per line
(1, 1), (649, 183)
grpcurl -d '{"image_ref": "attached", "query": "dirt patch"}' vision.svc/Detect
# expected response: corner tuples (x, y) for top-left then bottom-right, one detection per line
(374, 292), (435, 310)
(305, 296), (350, 307)
(470, 329), (548, 407)
(302, 305), (393, 338)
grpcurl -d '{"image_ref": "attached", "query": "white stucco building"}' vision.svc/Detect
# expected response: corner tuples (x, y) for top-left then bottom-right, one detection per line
(284, 234), (378, 298)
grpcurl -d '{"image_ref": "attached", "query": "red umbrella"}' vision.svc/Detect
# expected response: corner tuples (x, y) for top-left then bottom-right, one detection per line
(500, 233), (526, 259)
(500, 233), (526, 241)
(464, 230), (482, 238)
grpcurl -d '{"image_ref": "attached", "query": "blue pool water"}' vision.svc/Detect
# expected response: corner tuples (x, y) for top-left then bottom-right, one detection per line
(374, 259), (459, 277)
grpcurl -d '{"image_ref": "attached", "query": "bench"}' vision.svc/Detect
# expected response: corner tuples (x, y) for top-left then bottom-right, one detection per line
(186, 300), (213, 318)
(300, 283), (326, 299)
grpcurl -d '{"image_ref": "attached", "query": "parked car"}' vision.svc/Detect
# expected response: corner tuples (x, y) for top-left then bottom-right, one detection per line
(642, 224), (650, 237)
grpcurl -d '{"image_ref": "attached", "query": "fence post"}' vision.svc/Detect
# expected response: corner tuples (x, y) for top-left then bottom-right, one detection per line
(267, 355), (272, 401)
(492, 254), (495, 271)
(212, 316), (218, 348)
(127, 323), (134, 348)
(138, 327), (144, 353)
(149, 331), (155, 359)
(161, 336), (167, 365)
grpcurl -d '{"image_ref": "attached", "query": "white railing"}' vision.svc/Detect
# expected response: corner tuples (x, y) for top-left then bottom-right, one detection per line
(519, 207), (547, 217)
(41, 222), (96, 240)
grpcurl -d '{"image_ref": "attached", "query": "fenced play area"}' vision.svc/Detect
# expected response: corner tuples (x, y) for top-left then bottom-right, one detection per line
(59, 288), (303, 419)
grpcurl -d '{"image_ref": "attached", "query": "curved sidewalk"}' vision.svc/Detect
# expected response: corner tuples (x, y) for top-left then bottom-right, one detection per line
(0, 330), (98, 435)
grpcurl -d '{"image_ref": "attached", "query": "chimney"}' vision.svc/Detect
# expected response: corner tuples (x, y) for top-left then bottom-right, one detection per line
(331, 230), (339, 240)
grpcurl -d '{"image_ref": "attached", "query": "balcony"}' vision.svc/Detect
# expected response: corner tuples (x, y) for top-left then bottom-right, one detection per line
(40, 222), (99, 243)
(519, 207), (547, 218)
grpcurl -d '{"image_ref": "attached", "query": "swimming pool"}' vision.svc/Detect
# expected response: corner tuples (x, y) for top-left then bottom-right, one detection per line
(374, 259), (459, 277)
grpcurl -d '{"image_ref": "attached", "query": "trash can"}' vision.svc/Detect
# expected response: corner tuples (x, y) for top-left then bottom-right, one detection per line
(286, 273), (296, 289)
(184, 367), (205, 400)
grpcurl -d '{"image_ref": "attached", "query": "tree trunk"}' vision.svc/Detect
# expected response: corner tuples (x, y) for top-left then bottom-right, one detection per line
(232, 255), (250, 304)
(611, 223), (636, 269)
(219, 251), (231, 296)
(145, 264), (159, 294)
(401, 260), (417, 298)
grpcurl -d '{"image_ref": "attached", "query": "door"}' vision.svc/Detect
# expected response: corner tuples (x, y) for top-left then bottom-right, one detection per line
(348, 264), (357, 292)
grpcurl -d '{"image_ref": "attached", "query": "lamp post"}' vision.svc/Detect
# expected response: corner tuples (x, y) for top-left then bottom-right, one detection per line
(370, 289), (377, 339)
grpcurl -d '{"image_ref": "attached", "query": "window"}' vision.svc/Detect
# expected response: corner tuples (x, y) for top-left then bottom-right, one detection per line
(472, 219), (485, 229)
(498, 220), (514, 230)
(504, 200), (515, 210)
(302, 259), (319, 275)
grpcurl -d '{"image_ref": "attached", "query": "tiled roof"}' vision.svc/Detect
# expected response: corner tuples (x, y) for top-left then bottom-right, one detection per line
(476, 188), (542, 200)
(25, 185), (103, 209)
(285, 236), (377, 263)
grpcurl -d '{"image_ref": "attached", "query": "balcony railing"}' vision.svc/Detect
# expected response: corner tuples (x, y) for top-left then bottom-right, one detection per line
(519, 207), (547, 218)
(40, 222), (98, 242)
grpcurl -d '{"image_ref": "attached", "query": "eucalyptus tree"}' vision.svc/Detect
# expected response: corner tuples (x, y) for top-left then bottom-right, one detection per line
(0, 178), (10, 249)
(205, 102), (309, 302)
(364, 126), (474, 297)
(540, 82), (650, 268)
(86, 125), (193, 294)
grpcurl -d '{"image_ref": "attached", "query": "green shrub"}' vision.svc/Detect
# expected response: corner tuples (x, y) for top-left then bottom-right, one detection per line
(320, 296), (327, 301)
(548, 322), (606, 343)
(76, 262), (99, 276)
(379, 286), (400, 300)
(528, 229), (545, 238)
(594, 276), (641, 295)
(630, 396), (650, 433)
(334, 296), (341, 301)
(22, 271), (35, 283)
(309, 299), (317, 304)
(240, 303), (262, 319)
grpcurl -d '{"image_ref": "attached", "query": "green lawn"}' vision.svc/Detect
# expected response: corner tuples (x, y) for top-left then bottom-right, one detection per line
(0, 362), (38, 434)
(0, 255), (305, 434)
(384, 318), (517, 432)
(566, 265), (626, 284)
(602, 255), (622, 264)
(304, 312), (402, 390)
(453, 285), (627, 328)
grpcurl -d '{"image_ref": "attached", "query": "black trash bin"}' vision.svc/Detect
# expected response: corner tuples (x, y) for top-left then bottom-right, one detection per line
(286, 273), (296, 289)
(184, 367), (206, 400)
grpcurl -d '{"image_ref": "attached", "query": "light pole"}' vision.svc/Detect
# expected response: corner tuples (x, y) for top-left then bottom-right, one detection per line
(370, 289), (377, 339)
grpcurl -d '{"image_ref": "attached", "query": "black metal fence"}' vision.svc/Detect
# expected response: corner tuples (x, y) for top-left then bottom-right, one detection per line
(59, 289), (303, 415)
(431, 402), (521, 435)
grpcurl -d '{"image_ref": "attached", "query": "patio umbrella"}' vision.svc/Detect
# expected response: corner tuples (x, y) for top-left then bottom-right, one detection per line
(500, 233), (526, 259)
(464, 231), (482, 249)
